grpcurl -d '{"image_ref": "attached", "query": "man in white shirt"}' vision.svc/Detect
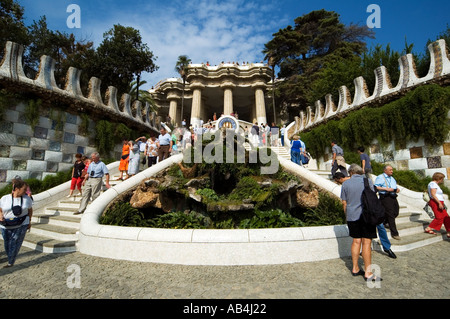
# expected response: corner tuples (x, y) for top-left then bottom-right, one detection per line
(135, 136), (147, 171)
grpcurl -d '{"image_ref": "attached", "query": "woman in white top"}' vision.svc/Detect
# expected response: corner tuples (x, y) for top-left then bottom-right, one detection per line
(425, 172), (450, 237)
(0, 179), (33, 267)
(145, 136), (158, 167)
(127, 141), (140, 177)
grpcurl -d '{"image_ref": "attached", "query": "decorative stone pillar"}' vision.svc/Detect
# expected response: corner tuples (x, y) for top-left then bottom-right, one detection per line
(168, 99), (178, 125)
(254, 85), (267, 124)
(221, 82), (235, 116)
(167, 91), (181, 127)
(190, 83), (204, 128)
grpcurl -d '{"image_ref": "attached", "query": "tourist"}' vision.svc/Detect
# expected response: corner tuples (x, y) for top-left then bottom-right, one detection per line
(358, 146), (372, 178)
(127, 141), (140, 178)
(290, 135), (302, 165)
(424, 172), (450, 237)
(11, 176), (33, 201)
(181, 119), (186, 127)
(82, 156), (91, 179)
(298, 136), (306, 164)
(75, 152), (110, 215)
(145, 136), (158, 167)
(374, 165), (401, 240)
(213, 113), (217, 121)
(117, 139), (130, 181)
(183, 128), (192, 149)
(0, 179), (33, 268)
(340, 164), (381, 281)
(135, 136), (147, 171)
(334, 172), (396, 259)
(280, 125), (286, 146)
(251, 122), (259, 146)
(67, 153), (85, 197)
(157, 127), (173, 162)
(270, 122), (279, 146)
(331, 140), (348, 177)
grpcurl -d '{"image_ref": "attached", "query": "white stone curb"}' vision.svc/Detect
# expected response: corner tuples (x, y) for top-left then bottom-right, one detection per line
(78, 153), (357, 265)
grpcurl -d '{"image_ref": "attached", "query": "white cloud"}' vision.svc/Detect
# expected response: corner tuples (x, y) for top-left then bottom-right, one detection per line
(19, 0), (285, 89)
(118, 0), (281, 88)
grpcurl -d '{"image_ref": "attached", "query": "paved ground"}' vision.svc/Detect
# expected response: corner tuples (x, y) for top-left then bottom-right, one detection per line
(0, 239), (449, 302)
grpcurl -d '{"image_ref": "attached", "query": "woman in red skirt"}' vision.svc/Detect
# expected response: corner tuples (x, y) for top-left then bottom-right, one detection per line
(425, 172), (450, 238)
(68, 153), (85, 197)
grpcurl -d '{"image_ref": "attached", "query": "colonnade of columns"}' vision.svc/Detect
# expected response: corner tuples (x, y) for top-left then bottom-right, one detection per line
(167, 84), (268, 128)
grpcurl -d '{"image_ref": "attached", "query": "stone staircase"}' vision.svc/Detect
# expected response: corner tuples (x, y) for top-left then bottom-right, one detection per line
(270, 146), (291, 160)
(20, 174), (123, 253)
(308, 168), (447, 252)
(14, 156), (447, 255)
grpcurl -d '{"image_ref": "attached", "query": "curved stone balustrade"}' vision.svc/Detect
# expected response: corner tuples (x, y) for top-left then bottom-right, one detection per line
(76, 153), (435, 265)
(0, 41), (159, 133)
(288, 39), (450, 136)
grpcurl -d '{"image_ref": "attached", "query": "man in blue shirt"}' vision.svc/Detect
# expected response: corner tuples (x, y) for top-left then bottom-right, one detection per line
(157, 128), (173, 162)
(75, 152), (110, 215)
(358, 146), (372, 178)
(374, 165), (401, 240)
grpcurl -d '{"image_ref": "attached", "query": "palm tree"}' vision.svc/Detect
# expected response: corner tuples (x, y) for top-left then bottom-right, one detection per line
(128, 80), (158, 114)
(175, 55), (191, 126)
(263, 49), (278, 124)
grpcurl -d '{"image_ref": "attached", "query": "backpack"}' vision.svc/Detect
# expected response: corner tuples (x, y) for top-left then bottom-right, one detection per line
(361, 178), (385, 226)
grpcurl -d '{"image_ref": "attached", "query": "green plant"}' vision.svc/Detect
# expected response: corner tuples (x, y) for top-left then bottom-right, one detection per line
(301, 84), (450, 160)
(151, 211), (207, 229)
(100, 202), (149, 227)
(196, 188), (219, 202)
(78, 113), (90, 136)
(239, 209), (304, 229)
(301, 192), (345, 226)
(24, 99), (42, 130)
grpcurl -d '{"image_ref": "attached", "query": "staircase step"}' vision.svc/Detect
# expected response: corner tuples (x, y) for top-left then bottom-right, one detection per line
(373, 230), (447, 252)
(30, 223), (78, 241)
(20, 232), (77, 253)
(32, 213), (81, 229)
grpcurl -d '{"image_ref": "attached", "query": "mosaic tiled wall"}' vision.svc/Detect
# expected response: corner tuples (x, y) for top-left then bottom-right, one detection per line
(368, 138), (450, 185)
(0, 101), (123, 189)
(316, 137), (450, 187)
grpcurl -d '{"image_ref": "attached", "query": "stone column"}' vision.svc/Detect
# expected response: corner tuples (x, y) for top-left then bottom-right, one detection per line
(221, 83), (235, 116)
(167, 91), (181, 127)
(190, 83), (204, 128)
(168, 99), (178, 126)
(254, 86), (267, 124)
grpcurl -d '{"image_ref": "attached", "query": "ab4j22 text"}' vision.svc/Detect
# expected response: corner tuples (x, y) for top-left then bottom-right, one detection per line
(183, 303), (267, 316)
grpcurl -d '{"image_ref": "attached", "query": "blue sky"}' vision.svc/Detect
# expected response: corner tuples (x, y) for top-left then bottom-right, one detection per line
(17, 0), (450, 90)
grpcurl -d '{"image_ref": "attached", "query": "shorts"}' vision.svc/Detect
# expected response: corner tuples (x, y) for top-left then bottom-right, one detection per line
(347, 217), (377, 239)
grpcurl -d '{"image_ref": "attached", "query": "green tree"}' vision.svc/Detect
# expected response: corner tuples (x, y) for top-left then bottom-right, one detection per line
(92, 24), (159, 96)
(128, 79), (157, 114)
(263, 9), (374, 118)
(175, 55), (192, 126)
(27, 16), (94, 88)
(0, 0), (30, 52)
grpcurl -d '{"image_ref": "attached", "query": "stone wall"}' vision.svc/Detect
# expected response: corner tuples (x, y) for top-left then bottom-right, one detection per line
(0, 41), (162, 189)
(0, 100), (126, 189)
(287, 39), (450, 138)
(314, 136), (450, 187)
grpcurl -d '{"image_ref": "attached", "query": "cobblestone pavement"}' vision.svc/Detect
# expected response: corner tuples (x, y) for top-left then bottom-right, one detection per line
(0, 240), (449, 300)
